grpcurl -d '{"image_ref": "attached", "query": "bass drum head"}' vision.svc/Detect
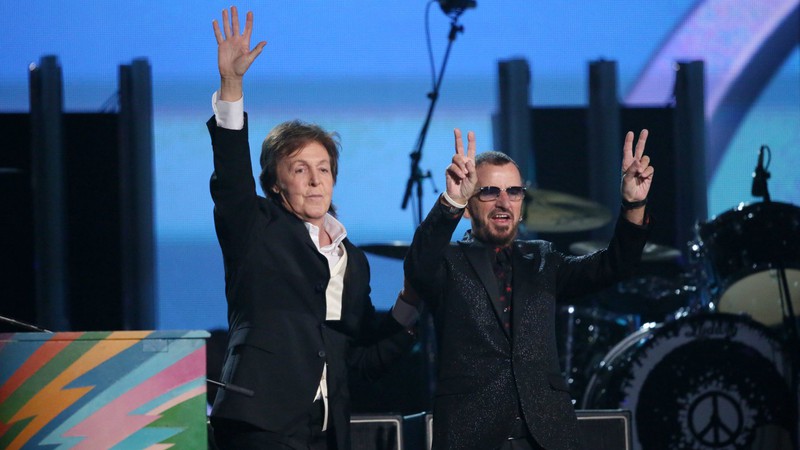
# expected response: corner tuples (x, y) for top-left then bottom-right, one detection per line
(717, 268), (800, 326)
(582, 313), (793, 450)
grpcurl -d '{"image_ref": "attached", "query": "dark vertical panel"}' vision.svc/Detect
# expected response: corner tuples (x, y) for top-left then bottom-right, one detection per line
(495, 59), (535, 183)
(587, 60), (621, 240)
(673, 61), (708, 249)
(28, 55), (70, 331)
(118, 59), (155, 330)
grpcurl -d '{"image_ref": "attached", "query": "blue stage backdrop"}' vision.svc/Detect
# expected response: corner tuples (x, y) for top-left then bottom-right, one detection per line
(1, 1), (797, 331)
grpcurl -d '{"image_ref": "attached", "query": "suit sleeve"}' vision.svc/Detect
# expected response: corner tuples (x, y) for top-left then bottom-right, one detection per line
(555, 213), (649, 298)
(404, 200), (464, 308)
(347, 306), (415, 382)
(207, 114), (263, 264)
(346, 252), (416, 382)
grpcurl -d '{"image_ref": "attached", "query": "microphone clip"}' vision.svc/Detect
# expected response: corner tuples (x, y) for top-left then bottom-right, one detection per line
(751, 145), (771, 201)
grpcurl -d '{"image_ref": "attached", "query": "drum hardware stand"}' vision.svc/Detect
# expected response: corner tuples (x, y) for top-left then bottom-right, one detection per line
(752, 144), (799, 448)
(686, 241), (712, 314)
(564, 306), (575, 391)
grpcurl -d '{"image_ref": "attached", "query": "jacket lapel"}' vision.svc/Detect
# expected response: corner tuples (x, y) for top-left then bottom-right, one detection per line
(282, 209), (330, 319)
(460, 241), (509, 338)
(510, 243), (538, 339)
(340, 239), (359, 319)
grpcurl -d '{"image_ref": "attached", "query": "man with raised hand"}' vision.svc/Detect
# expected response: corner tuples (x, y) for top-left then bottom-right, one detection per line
(207, 7), (418, 449)
(405, 129), (652, 449)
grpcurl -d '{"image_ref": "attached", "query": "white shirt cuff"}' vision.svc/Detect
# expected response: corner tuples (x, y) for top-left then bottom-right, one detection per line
(211, 90), (245, 130)
(390, 295), (419, 327)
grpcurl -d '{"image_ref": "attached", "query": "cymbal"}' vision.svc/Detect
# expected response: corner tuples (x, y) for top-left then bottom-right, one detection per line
(360, 241), (410, 260)
(523, 189), (612, 232)
(569, 240), (682, 262)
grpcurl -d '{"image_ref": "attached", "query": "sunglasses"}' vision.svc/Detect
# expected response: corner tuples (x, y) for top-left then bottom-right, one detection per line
(475, 186), (526, 202)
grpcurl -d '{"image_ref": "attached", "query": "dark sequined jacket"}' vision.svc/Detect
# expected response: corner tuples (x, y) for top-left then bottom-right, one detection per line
(404, 200), (649, 450)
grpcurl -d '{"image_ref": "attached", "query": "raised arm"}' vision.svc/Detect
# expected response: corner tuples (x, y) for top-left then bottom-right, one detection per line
(208, 6), (268, 263)
(404, 129), (478, 303)
(212, 6), (267, 101)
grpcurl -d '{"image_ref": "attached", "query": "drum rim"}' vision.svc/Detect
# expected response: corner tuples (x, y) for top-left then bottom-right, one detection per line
(581, 312), (791, 447)
(581, 313), (789, 405)
(587, 312), (787, 370)
(697, 200), (800, 229)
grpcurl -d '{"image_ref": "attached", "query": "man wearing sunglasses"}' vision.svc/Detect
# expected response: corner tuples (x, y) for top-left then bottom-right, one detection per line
(404, 129), (652, 450)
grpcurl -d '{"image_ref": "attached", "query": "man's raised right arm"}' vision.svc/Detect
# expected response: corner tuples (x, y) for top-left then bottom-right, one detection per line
(208, 6), (267, 260)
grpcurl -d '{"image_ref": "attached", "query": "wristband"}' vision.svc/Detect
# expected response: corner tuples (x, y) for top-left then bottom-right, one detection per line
(622, 198), (648, 210)
(442, 191), (468, 209)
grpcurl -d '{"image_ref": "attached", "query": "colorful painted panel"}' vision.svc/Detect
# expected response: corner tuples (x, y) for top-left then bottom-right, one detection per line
(0, 330), (209, 449)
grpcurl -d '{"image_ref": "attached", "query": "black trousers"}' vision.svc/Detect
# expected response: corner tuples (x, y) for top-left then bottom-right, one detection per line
(211, 400), (335, 450)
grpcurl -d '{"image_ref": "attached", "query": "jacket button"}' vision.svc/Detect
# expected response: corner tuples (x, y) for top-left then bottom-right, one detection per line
(315, 283), (325, 293)
(318, 350), (326, 358)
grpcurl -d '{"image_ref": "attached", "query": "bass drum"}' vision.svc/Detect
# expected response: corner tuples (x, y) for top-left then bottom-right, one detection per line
(694, 201), (800, 326)
(582, 314), (793, 450)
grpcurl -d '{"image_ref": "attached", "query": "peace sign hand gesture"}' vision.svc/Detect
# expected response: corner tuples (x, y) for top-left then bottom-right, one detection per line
(445, 129), (478, 205)
(620, 129), (654, 224)
(620, 129), (653, 201)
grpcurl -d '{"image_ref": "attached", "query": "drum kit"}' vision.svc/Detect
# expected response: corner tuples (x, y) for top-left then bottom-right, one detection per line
(537, 192), (798, 450)
(364, 188), (800, 450)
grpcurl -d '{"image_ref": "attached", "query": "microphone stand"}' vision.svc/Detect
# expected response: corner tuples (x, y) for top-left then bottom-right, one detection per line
(754, 151), (800, 447)
(400, 9), (468, 411)
(770, 213), (799, 449)
(773, 217), (799, 450)
(0, 314), (52, 332)
(777, 245), (800, 450)
(401, 14), (465, 225)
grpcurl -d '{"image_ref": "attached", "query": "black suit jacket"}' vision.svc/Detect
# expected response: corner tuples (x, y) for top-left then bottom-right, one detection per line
(405, 201), (648, 450)
(207, 116), (413, 449)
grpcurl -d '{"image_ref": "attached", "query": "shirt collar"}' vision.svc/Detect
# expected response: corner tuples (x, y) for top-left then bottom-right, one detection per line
(305, 213), (347, 248)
